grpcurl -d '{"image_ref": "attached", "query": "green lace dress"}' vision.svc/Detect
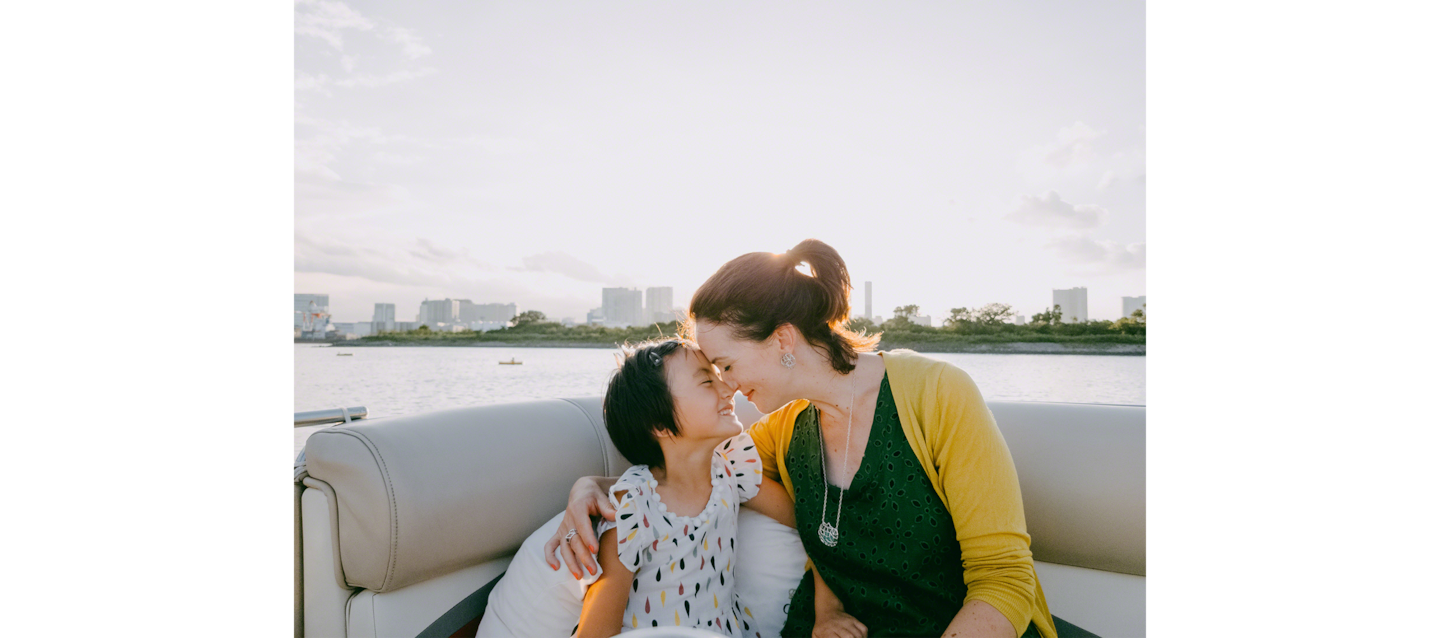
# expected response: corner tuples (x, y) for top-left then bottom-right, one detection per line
(780, 374), (1043, 637)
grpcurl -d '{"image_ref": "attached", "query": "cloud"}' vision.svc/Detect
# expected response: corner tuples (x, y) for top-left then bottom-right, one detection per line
(334, 67), (437, 88)
(1046, 235), (1146, 271)
(515, 252), (616, 284)
(1044, 121), (1106, 169)
(294, 0), (374, 51)
(1004, 191), (1106, 229)
(384, 26), (432, 59)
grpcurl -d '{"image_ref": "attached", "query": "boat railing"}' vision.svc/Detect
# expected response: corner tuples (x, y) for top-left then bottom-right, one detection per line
(294, 406), (368, 428)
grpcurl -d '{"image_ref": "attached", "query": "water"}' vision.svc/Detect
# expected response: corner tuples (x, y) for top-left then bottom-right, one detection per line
(295, 345), (1144, 454)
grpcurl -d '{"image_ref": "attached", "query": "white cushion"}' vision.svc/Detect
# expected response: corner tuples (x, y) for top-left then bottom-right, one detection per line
(732, 508), (808, 638)
(480, 509), (807, 638)
(477, 512), (597, 637)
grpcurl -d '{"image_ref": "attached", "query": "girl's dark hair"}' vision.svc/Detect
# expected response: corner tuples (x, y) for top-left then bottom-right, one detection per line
(686, 238), (880, 374)
(602, 339), (688, 469)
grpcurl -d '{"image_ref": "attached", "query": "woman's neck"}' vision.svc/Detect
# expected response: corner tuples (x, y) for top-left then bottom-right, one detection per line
(800, 352), (883, 422)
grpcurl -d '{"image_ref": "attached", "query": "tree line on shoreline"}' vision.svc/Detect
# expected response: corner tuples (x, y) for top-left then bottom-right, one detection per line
(356, 303), (1145, 345)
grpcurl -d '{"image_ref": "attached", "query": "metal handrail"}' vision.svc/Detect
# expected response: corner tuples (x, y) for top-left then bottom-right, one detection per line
(294, 406), (368, 428)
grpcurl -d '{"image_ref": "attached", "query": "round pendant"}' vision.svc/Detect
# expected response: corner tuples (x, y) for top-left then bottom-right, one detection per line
(818, 522), (839, 547)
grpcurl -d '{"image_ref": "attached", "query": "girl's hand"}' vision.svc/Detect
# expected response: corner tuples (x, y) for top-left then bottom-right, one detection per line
(813, 608), (867, 638)
(543, 475), (617, 578)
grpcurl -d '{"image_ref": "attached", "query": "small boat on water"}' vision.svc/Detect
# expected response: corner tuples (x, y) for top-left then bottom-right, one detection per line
(336, 353), (353, 356)
(498, 358), (522, 365)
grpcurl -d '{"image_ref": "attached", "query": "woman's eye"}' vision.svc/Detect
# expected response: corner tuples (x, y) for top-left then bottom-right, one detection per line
(723, 365), (731, 372)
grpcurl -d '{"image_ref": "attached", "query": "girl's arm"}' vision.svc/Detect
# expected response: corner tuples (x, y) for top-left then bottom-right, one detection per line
(812, 568), (867, 638)
(574, 528), (633, 638)
(741, 475), (796, 528)
(545, 475), (620, 577)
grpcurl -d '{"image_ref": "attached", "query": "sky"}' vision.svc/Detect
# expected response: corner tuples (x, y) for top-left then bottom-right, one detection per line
(295, 1), (1145, 324)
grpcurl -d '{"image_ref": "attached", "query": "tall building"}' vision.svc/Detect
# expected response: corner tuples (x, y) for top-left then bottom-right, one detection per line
(417, 299), (461, 327)
(483, 303), (517, 323)
(1052, 287), (1089, 323)
(295, 294), (329, 329)
(586, 307), (605, 325)
(865, 281), (873, 320)
(1122, 296), (1147, 319)
(372, 303), (396, 333)
(645, 287), (674, 324)
(601, 288), (644, 328)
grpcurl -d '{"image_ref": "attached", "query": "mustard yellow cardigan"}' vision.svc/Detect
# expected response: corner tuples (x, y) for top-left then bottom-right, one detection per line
(747, 350), (1056, 638)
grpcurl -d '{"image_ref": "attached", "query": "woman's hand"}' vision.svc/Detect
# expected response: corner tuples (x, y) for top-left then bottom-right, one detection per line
(813, 608), (867, 638)
(542, 475), (618, 578)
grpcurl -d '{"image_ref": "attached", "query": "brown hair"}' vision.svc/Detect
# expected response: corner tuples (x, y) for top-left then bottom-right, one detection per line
(686, 238), (880, 374)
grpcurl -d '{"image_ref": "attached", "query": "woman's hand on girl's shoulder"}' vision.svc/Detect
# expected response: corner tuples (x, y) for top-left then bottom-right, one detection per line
(544, 475), (618, 578)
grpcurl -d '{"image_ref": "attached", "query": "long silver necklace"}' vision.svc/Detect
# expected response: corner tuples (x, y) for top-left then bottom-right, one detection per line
(816, 373), (856, 547)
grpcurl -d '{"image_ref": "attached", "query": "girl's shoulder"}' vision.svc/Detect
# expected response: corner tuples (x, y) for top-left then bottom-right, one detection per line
(611, 465), (659, 502)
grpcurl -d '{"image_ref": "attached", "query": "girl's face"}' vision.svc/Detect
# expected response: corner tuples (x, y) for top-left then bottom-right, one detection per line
(693, 320), (789, 414)
(665, 346), (742, 441)
(665, 344), (743, 443)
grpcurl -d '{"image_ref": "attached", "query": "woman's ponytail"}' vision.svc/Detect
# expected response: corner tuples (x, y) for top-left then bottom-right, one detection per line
(689, 238), (879, 374)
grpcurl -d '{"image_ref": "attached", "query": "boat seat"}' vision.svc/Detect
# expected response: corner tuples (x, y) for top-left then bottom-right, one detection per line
(298, 398), (624, 637)
(296, 398), (1143, 637)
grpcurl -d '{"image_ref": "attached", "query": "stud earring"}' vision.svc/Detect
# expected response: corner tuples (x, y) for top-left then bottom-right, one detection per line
(781, 353), (796, 368)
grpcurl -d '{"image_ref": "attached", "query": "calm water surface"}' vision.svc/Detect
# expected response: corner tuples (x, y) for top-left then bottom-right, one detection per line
(295, 345), (1144, 454)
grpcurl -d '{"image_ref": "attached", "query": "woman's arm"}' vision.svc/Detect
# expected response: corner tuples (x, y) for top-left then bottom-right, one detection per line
(811, 568), (866, 638)
(940, 599), (1016, 638)
(544, 475), (619, 578)
(929, 365), (1043, 638)
(741, 475), (796, 528)
(574, 528), (633, 638)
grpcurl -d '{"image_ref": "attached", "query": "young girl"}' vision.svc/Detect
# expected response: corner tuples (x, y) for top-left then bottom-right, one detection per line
(576, 339), (795, 637)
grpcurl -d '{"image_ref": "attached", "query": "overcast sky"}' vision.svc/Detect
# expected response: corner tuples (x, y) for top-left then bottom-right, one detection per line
(295, 1), (1144, 324)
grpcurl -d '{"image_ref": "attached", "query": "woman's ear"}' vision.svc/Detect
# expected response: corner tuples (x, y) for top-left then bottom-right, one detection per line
(772, 323), (797, 355)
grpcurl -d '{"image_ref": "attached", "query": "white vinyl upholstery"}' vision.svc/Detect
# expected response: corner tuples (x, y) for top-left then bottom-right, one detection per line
(296, 396), (1144, 637)
(347, 557), (510, 638)
(990, 402), (1146, 576)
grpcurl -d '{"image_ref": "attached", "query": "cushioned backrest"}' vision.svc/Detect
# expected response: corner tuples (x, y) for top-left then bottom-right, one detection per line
(303, 398), (624, 593)
(989, 402), (1145, 576)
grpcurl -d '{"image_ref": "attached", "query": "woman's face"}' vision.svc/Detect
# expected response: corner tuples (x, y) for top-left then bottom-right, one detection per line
(693, 319), (789, 414)
(666, 346), (742, 441)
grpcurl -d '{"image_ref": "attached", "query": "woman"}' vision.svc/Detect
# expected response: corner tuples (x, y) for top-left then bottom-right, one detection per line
(548, 239), (1058, 638)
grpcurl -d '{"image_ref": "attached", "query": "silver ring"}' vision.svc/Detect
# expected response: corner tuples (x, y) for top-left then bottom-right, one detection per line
(564, 529), (578, 542)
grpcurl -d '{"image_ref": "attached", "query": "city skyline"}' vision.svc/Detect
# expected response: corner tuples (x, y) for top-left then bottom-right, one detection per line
(304, 282), (1137, 327)
(295, 3), (1144, 324)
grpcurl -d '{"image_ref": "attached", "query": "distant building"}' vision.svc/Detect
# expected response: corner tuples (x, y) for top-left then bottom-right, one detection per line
(1122, 296), (1147, 319)
(467, 321), (509, 332)
(372, 303), (396, 333)
(394, 321), (420, 332)
(458, 301), (517, 324)
(295, 294), (329, 329)
(332, 322), (374, 338)
(645, 287), (675, 324)
(560, 317), (577, 327)
(865, 281), (873, 321)
(602, 287), (644, 328)
(418, 299), (461, 328)
(1052, 287), (1089, 323)
(586, 307), (605, 325)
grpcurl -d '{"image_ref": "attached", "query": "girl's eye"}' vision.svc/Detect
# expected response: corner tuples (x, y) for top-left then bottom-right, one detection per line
(723, 365), (731, 372)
